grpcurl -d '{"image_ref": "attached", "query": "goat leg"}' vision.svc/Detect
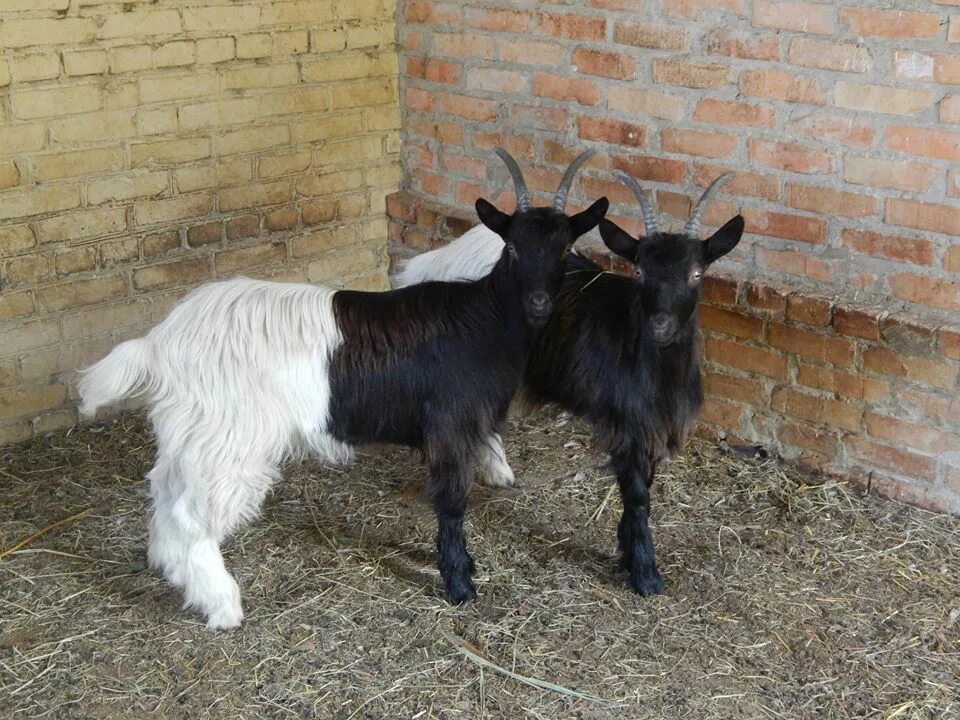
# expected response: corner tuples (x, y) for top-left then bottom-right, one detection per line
(428, 455), (477, 604)
(612, 450), (664, 596)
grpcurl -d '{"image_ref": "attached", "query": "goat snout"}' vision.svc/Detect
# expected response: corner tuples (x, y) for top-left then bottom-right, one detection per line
(527, 291), (552, 319)
(650, 314), (678, 343)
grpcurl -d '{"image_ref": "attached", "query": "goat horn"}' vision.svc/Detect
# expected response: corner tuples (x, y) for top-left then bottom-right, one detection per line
(553, 148), (596, 212)
(685, 172), (734, 237)
(492, 146), (531, 212)
(613, 170), (659, 236)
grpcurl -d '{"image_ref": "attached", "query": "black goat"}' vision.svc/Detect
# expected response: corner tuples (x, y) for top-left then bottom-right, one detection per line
(396, 172), (744, 595)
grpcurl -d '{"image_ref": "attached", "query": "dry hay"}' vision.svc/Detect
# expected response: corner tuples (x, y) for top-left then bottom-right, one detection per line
(1, 409), (958, 720)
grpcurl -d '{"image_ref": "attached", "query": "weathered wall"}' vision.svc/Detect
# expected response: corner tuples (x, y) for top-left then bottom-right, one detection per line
(0, 0), (401, 445)
(390, 0), (960, 512)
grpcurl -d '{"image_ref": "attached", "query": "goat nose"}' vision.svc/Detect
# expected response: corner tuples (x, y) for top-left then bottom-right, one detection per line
(530, 292), (550, 311)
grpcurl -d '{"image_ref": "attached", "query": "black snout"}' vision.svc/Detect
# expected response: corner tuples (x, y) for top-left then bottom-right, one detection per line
(526, 291), (553, 324)
(650, 313), (678, 343)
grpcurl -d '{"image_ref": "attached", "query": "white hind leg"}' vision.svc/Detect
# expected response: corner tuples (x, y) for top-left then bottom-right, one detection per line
(475, 433), (515, 488)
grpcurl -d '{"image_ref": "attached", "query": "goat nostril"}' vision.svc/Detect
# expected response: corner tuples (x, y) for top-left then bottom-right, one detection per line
(530, 292), (550, 310)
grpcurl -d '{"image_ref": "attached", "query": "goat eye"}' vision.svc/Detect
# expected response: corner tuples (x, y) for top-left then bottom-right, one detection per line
(634, 266), (643, 279)
(507, 244), (519, 260)
(691, 270), (703, 282)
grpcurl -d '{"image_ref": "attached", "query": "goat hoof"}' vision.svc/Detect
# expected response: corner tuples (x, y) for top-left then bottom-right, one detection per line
(445, 577), (477, 605)
(630, 568), (665, 597)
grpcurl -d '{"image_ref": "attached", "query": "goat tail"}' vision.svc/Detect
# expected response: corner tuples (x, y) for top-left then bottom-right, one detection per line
(392, 224), (504, 288)
(77, 338), (156, 417)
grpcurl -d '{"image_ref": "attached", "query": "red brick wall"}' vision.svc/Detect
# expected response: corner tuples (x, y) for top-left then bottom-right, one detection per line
(389, 0), (960, 513)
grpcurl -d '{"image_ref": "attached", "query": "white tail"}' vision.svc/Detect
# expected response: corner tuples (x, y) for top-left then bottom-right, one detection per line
(392, 224), (504, 288)
(77, 338), (154, 417)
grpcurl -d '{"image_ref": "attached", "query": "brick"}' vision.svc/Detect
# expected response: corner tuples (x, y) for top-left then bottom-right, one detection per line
(186, 222), (222, 248)
(771, 388), (861, 432)
(3, 254), (50, 285)
(777, 419), (840, 456)
(888, 275), (960, 313)
(275, 29), (309, 55)
(154, 40), (196, 67)
(99, 237), (139, 267)
(9, 53), (60, 82)
(754, 1), (834, 34)
(835, 82), (935, 116)
(0, 124), (46, 153)
(796, 363), (889, 403)
(652, 59), (729, 89)
(259, 150), (311, 179)
(0, 385), (66, 423)
(196, 38), (235, 65)
(935, 54), (960, 84)
(139, 73), (218, 103)
(466, 7), (530, 32)
(537, 13), (606, 40)
(947, 246), (960, 273)
(332, 78), (398, 109)
(699, 398), (743, 428)
(703, 370), (766, 405)
(745, 282), (787, 313)
(845, 437), (937, 482)
(292, 111), (364, 144)
(0, 225), (36, 256)
(298, 168), (364, 197)
(787, 113), (874, 147)
(693, 164), (778, 200)
(832, 307), (879, 340)
(938, 328), (960, 362)
(39, 275), (127, 311)
(48, 110), (138, 146)
(216, 242), (286, 275)
(109, 45), (152, 74)
(885, 198), (960, 236)
(699, 305), (763, 340)
(219, 181), (291, 212)
(578, 117), (647, 148)
(692, 98), (775, 128)
(661, 128), (737, 158)
(900, 389), (960, 427)
(307, 247), (380, 283)
(949, 169), (960, 198)
(97, 10), (181, 38)
(705, 28), (779, 60)
(510, 104), (569, 132)
(785, 183), (876, 218)
(405, 0), (460, 23)
(1, 18), (96, 48)
(13, 85), (102, 119)
(742, 208), (827, 244)
(786, 295), (832, 327)
(748, 140), (832, 174)
(0, 185), (81, 222)
(135, 195), (213, 226)
(934, 79), (960, 121)
(740, 69), (826, 105)
(467, 67), (526, 92)
(236, 34), (272, 59)
(665, 0), (744, 18)
(133, 258), (210, 291)
(499, 38), (565, 67)
(216, 126), (290, 156)
(63, 50), (107, 76)
(840, 8), (940, 38)
(843, 157), (935, 193)
(0, 288), (34, 321)
(223, 64), (298, 90)
(532, 74), (601, 106)
(788, 38), (871, 73)
(607, 86), (685, 121)
(55, 246), (98, 277)
(842, 229), (935, 267)
(223, 215), (258, 242)
(302, 52), (396, 83)
(894, 50), (934, 81)
(176, 159), (251, 193)
(131, 138), (210, 167)
(264, 206), (298, 231)
(768, 322), (853, 366)
(38, 208), (127, 244)
(885, 126), (960, 161)
(610, 155), (687, 185)
(613, 22), (687, 51)
(864, 347), (958, 389)
(33, 147), (123, 182)
(432, 33), (495, 60)
(179, 98), (259, 130)
(704, 336), (787, 379)
(87, 170), (169, 205)
(0, 159), (20, 190)
(756, 248), (831, 282)
(571, 49), (635, 80)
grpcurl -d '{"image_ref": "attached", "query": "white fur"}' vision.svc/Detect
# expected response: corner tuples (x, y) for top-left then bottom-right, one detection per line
(393, 224), (503, 288)
(79, 278), (353, 629)
(474, 433), (514, 488)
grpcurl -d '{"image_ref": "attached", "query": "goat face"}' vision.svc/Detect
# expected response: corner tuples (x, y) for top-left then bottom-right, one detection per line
(599, 215), (745, 345)
(476, 200), (610, 327)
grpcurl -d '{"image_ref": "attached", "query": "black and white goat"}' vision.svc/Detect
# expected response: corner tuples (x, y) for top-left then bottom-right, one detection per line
(78, 149), (608, 629)
(395, 171), (743, 595)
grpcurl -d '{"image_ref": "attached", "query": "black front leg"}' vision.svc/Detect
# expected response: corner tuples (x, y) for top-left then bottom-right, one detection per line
(427, 455), (476, 604)
(611, 449), (664, 596)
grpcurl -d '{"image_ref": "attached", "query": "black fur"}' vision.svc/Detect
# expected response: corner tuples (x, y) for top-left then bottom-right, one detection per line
(328, 199), (609, 604)
(524, 214), (745, 595)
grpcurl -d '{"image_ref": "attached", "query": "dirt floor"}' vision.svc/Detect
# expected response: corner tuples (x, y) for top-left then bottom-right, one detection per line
(1, 409), (958, 720)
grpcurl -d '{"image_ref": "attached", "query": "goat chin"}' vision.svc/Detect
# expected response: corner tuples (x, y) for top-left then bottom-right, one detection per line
(393, 224), (502, 288)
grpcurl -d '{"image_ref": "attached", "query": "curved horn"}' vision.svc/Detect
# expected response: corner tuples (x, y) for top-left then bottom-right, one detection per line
(613, 170), (659, 236)
(685, 172), (734, 237)
(493, 146), (530, 212)
(552, 148), (596, 211)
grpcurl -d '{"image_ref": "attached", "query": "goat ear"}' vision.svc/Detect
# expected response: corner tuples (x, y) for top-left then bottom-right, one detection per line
(703, 215), (745, 265)
(569, 197), (609, 238)
(475, 198), (511, 237)
(599, 218), (638, 261)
